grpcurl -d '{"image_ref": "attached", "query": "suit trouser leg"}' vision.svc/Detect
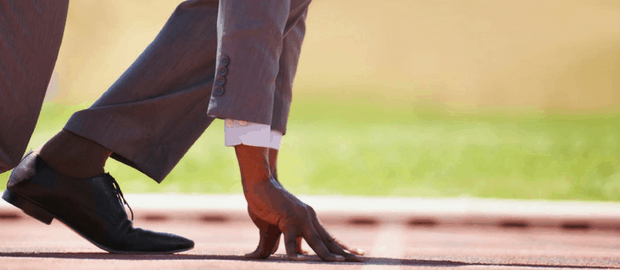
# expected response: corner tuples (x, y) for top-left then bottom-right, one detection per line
(65, 0), (219, 182)
(0, 1), (69, 173)
(65, 0), (310, 182)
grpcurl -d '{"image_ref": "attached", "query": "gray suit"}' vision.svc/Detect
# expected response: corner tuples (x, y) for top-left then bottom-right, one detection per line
(0, 0), (311, 182)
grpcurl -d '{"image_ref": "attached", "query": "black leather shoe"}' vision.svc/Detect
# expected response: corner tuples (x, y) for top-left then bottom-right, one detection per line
(2, 152), (194, 253)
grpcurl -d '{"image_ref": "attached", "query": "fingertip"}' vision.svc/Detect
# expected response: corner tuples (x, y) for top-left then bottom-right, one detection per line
(288, 254), (306, 261)
(334, 255), (345, 262)
(351, 248), (365, 256)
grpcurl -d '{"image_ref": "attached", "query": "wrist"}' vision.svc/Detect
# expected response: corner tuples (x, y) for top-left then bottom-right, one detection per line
(241, 174), (271, 195)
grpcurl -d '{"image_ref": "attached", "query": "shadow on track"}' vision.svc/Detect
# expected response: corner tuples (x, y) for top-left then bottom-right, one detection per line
(0, 253), (616, 269)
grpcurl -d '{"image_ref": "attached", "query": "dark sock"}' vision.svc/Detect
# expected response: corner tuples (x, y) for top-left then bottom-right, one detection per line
(37, 129), (112, 179)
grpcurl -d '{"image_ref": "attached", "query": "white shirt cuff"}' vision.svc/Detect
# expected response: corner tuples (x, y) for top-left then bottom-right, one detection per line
(224, 119), (283, 150)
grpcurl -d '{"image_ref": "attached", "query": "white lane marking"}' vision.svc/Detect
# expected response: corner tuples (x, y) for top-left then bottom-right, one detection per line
(362, 222), (405, 270)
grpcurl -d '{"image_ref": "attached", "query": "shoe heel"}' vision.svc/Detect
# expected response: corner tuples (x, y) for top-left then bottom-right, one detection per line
(2, 189), (54, 225)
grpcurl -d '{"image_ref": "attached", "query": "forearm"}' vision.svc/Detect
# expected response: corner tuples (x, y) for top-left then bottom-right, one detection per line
(235, 144), (287, 226)
(227, 119), (282, 183)
(234, 144), (272, 191)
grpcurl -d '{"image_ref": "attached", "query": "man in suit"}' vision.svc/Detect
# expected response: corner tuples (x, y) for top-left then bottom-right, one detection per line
(1, 0), (362, 262)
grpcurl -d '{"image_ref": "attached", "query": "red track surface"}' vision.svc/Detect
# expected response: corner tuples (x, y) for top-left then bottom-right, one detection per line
(0, 218), (619, 269)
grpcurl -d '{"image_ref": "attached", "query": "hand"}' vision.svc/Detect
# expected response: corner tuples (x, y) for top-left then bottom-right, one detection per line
(243, 177), (363, 262)
(234, 145), (363, 262)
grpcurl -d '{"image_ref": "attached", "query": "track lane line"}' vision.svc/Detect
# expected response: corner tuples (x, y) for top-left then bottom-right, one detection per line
(361, 222), (405, 270)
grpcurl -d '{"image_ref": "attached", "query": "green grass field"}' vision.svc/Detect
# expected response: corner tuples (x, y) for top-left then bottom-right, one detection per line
(2, 100), (619, 201)
(11, 0), (617, 202)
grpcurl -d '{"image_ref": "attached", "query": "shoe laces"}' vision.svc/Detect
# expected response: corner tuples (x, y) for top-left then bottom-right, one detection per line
(107, 174), (134, 221)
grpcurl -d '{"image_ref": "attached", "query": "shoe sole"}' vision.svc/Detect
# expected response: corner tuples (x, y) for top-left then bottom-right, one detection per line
(2, 189), (194, 254)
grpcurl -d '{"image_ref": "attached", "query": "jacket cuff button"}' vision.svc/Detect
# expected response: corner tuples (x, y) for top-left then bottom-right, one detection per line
(213, 86), (225, 96)
(220, 55), (230, 66)
(217, 66), (228, 76)
(215, 76), (226, 86)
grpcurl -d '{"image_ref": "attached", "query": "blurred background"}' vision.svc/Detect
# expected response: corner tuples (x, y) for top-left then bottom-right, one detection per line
(6, 0), (620, 201)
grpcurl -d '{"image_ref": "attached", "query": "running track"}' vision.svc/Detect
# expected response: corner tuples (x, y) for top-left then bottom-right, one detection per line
(0, 217), (619, 269)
